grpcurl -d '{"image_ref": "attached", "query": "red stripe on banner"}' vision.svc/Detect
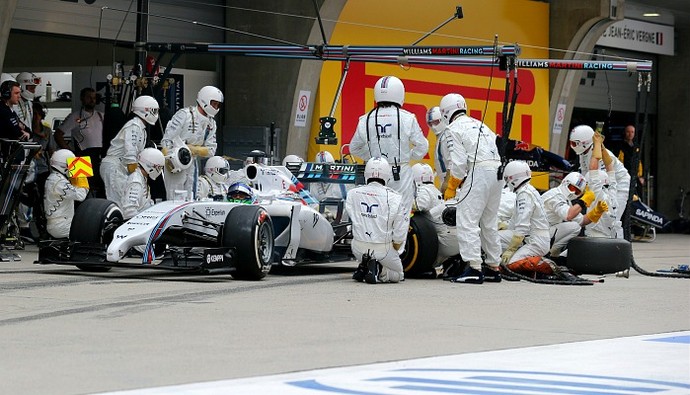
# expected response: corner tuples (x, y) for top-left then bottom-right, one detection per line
(469, 109), (482, 121)
(342, 62), (368, 148)
(521, 114), (532, 144)
(495, 112), (503, 136)
(340, 62), (539, 150)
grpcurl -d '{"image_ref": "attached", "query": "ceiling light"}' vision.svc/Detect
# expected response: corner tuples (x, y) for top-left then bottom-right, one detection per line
(643, 12), (660, 17)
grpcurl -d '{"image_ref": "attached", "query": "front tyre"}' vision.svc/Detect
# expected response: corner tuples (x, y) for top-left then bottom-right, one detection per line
(221, 205), (274, 280)
(70, 198), (123, 272)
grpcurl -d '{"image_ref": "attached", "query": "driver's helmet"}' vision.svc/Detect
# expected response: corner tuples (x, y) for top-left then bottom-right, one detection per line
(227, 182), (256, 204)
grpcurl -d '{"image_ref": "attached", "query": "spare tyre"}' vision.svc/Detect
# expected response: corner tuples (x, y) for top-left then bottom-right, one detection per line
(566, 236), (631, 275)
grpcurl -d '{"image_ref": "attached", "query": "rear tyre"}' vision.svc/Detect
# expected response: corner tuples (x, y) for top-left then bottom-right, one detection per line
(400, 213), (439, 277)
(221, 205), (274, 280)
(71, 198), (123, 272)
(566, 236), (632, 274)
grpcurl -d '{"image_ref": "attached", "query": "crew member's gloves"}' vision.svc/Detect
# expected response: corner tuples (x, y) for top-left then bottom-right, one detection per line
(126, 163), (138, 174)
(585, 200), (609, 223)
(70, 177), (90, 189)
(444, 176), (463, 200)
(188, 144), (210, 157)
(161, 147), (169, 156)
(581, 187), (596, 207)
(498, 221), (509, 231)
(393, 242), (402, 251)
(501, 234), (524, 265)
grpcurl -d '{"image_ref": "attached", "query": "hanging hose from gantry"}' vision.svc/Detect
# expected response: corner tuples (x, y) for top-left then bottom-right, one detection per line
(315, 57), (350, 145)
(626, 73), (689, 279)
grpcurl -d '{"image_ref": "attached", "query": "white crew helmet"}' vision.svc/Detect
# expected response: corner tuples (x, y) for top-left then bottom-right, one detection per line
(138, 148), (165, 180)
(315, 151), (335, 163)
(204, 156), (230, 184)
(569, 125), (595, 155)
(16, 72), (41, 100)
(50, 149), (75, 175)
(411, 163), (434, 186)
(560, 172), (587, 200)
(503, 160), (532, 192)
(132, 95), (159, 125)
(426, 106), (446, 135)
(282, 154), (304, 167)
(439, 93), (467, 123)
(1, 73), (15, 85)
(374, 76), (404, 106)
(585, 169), (610, 188)
(364, 157), (392, 185)
(197, 86), (224, 117)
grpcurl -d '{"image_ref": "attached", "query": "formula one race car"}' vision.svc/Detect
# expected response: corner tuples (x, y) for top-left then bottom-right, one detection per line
(37, 198), (276, 280)
(36, 158), (356, 279)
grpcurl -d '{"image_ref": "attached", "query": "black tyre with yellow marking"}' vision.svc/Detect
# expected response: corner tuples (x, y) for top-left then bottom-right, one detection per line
(400, 213), (439, 277)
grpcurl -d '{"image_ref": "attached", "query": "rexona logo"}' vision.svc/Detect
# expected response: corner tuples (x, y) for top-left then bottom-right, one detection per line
(205, 208), (227, 217)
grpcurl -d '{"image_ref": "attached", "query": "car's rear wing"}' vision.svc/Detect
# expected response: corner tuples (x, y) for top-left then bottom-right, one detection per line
(504, 139), (574, 173)
(285, 143), (571, 186)
(285, 162), (365, 185)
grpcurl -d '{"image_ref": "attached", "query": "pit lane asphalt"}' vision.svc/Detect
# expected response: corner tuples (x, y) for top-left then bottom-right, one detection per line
(1, 234), (689, 394)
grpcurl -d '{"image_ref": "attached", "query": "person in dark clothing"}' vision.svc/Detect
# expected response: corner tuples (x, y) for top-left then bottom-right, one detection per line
(0, 80), (30, 142)
(617, 125), (644, 197)
(1, 80), (31, 167)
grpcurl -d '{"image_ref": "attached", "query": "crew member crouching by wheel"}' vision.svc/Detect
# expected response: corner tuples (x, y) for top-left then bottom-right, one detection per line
(347, 157), (407, 284)
(44, 149), (88, 239)
(410, 163), (460, 271)
(197, 156), (230, 201)
(499, 160), (551, 276)
(121, 148), (165, 220)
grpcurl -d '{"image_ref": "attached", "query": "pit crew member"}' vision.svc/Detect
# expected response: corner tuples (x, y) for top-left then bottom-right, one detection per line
(347, 157), (407, 284)
(162, 86), (222, 200)
(121, 148), (165, 220)
(44, 149), (88, 238)
(499, 160), (551, 275)
(349, 76), (429, 219)
(440, 93), (502, 284)
(100, 95), (159, 205)
(197, 156), (230, 201)
(569, 124), (629, 232)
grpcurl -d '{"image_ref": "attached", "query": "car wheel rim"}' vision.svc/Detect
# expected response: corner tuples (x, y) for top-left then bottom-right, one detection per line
(256, 222), (273, 268)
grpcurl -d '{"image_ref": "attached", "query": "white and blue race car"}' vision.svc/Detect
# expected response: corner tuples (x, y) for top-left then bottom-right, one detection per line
(35, 160), (357, 280)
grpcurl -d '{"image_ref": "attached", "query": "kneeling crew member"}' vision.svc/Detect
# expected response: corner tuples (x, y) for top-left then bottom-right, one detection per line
(346, 157), (408, 284)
